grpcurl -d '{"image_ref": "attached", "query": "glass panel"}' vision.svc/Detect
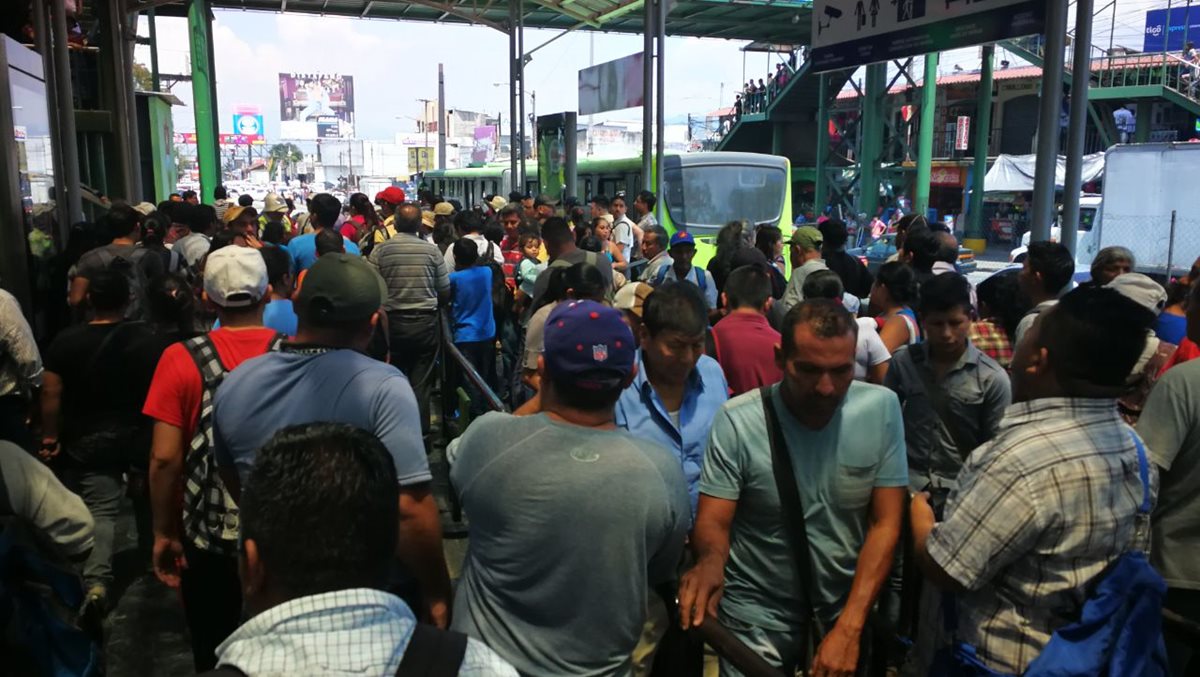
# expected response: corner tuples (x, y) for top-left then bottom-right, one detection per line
(11, 63), (56, 233)
(662, 162), (786, 233)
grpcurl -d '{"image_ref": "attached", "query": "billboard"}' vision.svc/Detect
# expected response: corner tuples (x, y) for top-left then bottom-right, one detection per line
(811, 0), (1045, 71)
(232, 112), (264, 138)
(409, 147), (434, 172)
(1144, 8), (1200, 52)
(472, 126), (497, 165)
(578, 53), (645, 116)
(279, 73), (355, 139)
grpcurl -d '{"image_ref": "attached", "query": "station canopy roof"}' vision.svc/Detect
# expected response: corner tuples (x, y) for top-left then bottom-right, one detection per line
(181, 0), (813, 45)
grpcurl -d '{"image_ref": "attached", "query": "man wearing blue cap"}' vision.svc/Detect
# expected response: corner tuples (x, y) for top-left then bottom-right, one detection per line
(649, 231), (718, 309)
(449, 300), (690, 676)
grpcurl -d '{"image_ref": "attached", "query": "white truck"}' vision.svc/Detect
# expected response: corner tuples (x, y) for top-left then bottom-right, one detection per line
(1091, 142), (1200, 278)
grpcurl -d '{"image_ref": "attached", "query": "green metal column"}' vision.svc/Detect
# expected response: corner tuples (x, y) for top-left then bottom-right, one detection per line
(188, 0), (219, 201)
(858, 63), (887, 218)
(771, 122), (784, 156)
(1134, 100), (1151, 143)
(814, 72), (830, 219)
(966, 45), (994, 253)
(914, 52), (939, 217)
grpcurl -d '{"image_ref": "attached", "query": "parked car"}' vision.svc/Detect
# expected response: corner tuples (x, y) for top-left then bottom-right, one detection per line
(848, 233), (978, 275)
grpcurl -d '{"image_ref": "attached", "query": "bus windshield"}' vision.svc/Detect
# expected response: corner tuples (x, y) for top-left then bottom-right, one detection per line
(662, 163), (787, 232)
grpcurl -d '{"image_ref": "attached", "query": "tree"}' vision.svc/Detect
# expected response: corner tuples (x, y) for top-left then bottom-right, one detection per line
(132, 61), (154, 91)
(268, 143), (303, 182)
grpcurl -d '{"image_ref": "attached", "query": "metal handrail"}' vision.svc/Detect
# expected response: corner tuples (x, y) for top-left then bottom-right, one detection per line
(440, 313), (507, 415)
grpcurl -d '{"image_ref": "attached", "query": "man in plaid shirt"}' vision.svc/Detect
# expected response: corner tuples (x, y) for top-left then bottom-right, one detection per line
(910, 286), (1159, 674)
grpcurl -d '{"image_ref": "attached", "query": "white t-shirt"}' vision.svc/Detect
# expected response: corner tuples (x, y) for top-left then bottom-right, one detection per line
(444, 233), (505, 272)
(855, 318), (891, 380)
(612, 216), (635, 254)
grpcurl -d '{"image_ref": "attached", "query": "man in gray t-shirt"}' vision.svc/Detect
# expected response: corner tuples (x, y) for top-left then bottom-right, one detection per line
(1138, 285), (1200, 674)
(450, 301), (690, 676)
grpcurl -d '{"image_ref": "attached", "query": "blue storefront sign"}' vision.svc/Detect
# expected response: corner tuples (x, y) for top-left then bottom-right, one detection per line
(1144, 7), (1200, 53)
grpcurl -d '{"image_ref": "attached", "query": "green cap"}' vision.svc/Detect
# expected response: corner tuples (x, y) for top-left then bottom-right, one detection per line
(296, 253), (387, 323)
(789, 225), (824, 251)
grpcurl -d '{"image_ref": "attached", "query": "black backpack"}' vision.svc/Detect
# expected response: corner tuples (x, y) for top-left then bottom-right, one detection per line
(94, 246), (157, 320)
(198, 623), (468, 676)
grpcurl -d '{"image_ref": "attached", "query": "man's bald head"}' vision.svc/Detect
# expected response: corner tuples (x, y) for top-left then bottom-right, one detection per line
(934, 231), (959, 265)
(395, 203), (422, 234)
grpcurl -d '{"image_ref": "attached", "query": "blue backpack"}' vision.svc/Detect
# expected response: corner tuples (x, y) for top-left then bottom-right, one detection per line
(932, 430), (1168, 677)
(1024, 431), (1169, 677)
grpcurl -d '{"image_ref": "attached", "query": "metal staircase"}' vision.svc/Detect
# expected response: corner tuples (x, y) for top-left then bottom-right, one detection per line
(715, 58), (854, 153)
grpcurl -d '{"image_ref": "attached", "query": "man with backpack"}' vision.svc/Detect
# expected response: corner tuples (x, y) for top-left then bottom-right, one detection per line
(143, 246), (283, 671)
(209, 423), (516, 676)
(911, 286), (1164, 674)
(68, 203), (165, 319)
(649, 232), (718, 310)
(39, 270), (159, 623)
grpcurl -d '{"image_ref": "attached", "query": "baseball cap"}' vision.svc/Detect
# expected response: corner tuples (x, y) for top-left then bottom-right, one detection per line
(263, 194), (288, 214)
(670, 231), (696, 248)
(789, 225), (824, 250)
(375, 186), (406, 205)
(544, 300), (636, 389)
(421, 210), (436, 229)
(132, 202), (157, 216)
(204, 246), (268, 308)
(433, 202), (455, 217)
(614, 282), (653, 318)
(488, 195), (508, 211)
(534, 194), (559, 208)
(296, 253), (387, 323)
(1106, 273), (1167, 316)
(222, 205), (256, 225)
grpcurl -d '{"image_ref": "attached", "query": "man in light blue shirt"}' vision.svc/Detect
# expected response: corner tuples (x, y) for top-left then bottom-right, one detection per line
(678, 299), (908, 677)
(616, 282), (728, 516)
(286, 193), (360, 272)
(650, 231), (718, 309)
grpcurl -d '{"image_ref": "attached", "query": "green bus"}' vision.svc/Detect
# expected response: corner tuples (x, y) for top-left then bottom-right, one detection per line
(420, 152), (793, 264)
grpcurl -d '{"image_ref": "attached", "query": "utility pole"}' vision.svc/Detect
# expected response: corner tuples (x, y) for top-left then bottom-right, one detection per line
(437, 63), (447, 170)
(416, 98), (433, 169)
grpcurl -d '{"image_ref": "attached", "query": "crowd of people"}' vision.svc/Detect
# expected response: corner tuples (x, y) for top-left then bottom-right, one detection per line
(1, 182), (1198, 677)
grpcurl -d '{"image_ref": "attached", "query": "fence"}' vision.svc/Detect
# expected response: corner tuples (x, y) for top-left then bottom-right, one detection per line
(1097, 213), (1200, 278)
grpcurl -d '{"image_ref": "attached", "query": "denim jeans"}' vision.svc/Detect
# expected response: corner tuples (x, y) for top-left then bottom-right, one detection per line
(61, 465), (123, 591)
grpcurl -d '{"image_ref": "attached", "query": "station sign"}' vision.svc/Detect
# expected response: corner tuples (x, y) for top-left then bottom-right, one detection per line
(811, 0), (1046, 72)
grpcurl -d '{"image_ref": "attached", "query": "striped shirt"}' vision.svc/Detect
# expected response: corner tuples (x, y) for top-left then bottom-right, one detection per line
(215, 588), (517, 676)
(926, 397), (1156, 673)
(368, 232), (451, 313)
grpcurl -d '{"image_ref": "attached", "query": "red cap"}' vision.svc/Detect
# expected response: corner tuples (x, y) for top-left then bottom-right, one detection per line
(375, 186), (407, 205)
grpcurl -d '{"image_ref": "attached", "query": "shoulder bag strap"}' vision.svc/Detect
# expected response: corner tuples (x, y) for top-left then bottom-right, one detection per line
(759, 386), (818, 620)
(397, 623), (468, 676)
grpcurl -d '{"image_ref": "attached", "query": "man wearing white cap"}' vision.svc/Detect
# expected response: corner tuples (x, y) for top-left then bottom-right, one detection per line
(259, 194), (292, 238)
(143, 246), (284, 671)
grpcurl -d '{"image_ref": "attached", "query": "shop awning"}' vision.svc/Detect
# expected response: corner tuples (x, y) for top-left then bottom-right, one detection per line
(984, 153), (1106, 193)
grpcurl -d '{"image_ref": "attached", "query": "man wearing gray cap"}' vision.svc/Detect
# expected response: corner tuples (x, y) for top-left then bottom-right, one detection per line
(211, 253), (451, 631)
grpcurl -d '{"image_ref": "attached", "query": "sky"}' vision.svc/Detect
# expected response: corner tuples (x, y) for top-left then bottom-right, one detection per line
(135, 2), (1171, 141)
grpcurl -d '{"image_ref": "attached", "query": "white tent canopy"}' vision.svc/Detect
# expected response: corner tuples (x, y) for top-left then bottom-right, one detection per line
(983, 153), (1106, 192)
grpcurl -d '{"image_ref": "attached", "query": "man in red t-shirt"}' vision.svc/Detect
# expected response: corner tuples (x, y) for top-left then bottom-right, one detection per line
(711, 265), (784, 395)
(144, 246), (279, 671)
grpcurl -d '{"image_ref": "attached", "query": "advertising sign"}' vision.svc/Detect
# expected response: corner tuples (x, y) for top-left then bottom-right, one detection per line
(578, 53), (645, 116)
(232, 112), (264, 138)
(1144, 7), (1200, 52)
(537, 113), (577, 203)
(409, 147), (434, 172)
(174, 132), (198, 144)
(472, 126), (497, 165)
(955, 116), (971, 151)
(811, 0), (1046, 71)
(219, 134), (266, 146)
(279, 73), (355, 139)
